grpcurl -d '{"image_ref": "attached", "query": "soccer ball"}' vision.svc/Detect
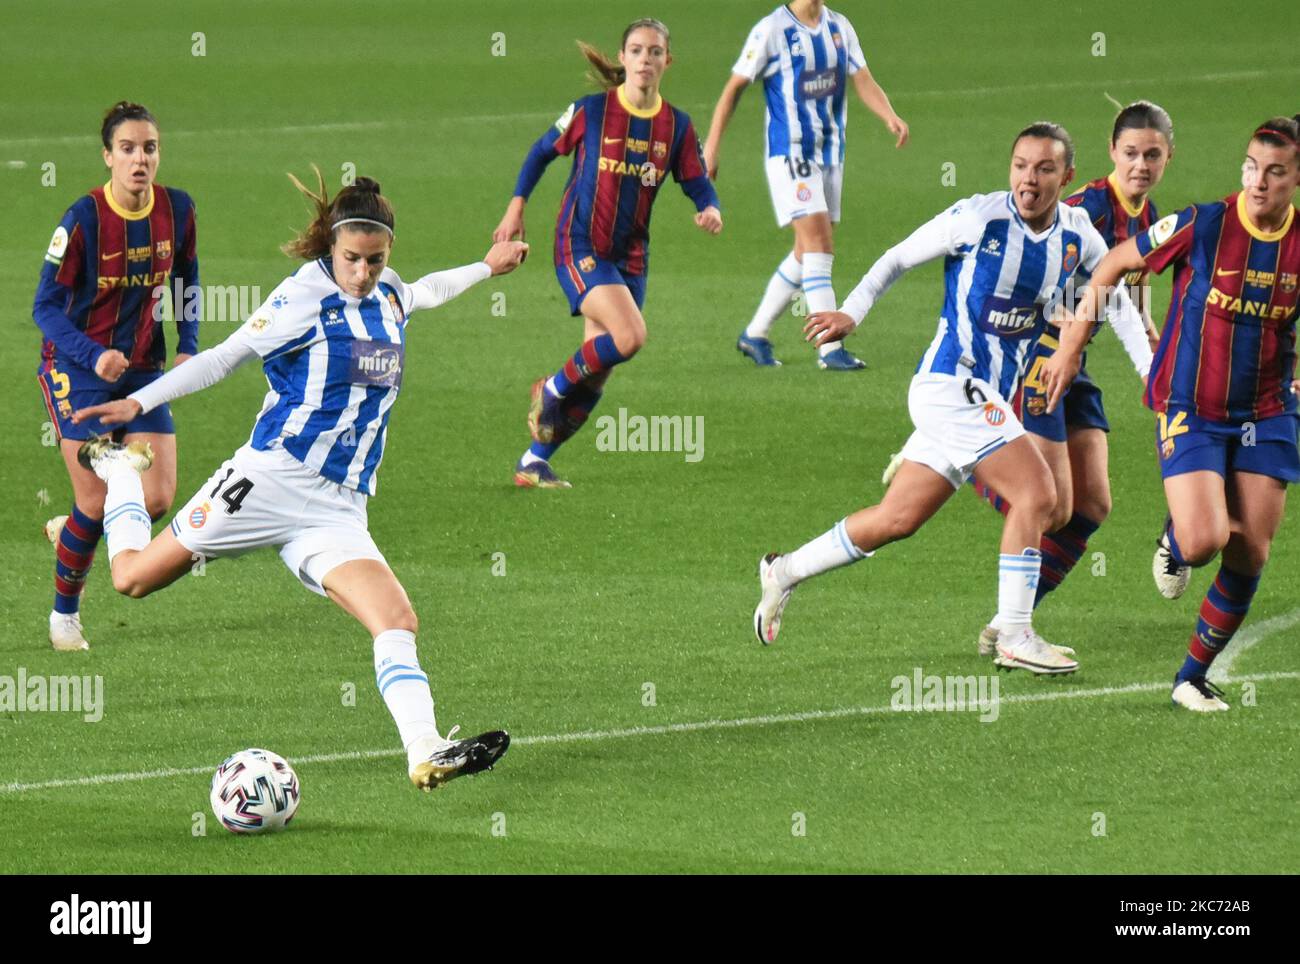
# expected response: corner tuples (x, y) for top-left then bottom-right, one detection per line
(209, 748), (301, 834)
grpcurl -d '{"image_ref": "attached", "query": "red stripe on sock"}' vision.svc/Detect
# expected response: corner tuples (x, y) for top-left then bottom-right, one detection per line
(55, 575), (84, 597)
(56, 544), (95, 569)
(1187, 634), (1217, 664)
(1199, 603), (1245, 636)
(562, 358), (582, 384)
(580, 339), (603, 373)
(64, 514), (100, 543)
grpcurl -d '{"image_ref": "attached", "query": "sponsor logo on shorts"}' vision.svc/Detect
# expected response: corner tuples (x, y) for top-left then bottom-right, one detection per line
(578, 256), (596, 273)
(189, 502), (210, 529)
(350, 340), (403, 388)
(799, 66), (839, 100)
(796, 183), (812, 202)
(1062, 242), (1079, 273)
(983, 403), (1007, 427)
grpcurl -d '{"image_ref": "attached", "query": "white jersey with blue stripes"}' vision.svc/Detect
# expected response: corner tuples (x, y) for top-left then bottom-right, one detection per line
(238, 260), (416, 496)
(731, 4), (866, 167)
(917, 192), (1108, 399)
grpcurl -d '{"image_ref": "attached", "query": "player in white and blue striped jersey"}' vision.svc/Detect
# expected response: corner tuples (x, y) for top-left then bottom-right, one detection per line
(704, 0), (908, 370)
(70, 170), (528, 791)
(753, 123), (1154, 674)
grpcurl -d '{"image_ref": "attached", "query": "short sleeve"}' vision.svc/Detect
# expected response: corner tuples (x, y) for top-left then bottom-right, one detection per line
(236, 280), (320, 360)
(1135, 206), (1197, 275)
(839, 17), (867, 73)
(731, 19), (776, 81)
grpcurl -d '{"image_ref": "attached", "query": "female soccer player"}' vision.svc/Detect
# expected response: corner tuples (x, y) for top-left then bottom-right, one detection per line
(35, 102), (199, 652)
(970, 101), (1173, 656)
(72, 171), (529, 788)
(492, 18), (722, 488)
(754, 123), (1152, 674)
(704, 0), (909, 370)
(1044, 115), (1300, 711)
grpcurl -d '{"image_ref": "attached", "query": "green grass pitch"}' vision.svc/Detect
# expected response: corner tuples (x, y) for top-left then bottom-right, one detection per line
(2, 0), (1297, 873)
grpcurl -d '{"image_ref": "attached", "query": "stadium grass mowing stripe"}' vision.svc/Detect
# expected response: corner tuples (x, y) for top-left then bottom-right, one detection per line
(7, 66), (1300, 150)
(6, 670), (1298, 797)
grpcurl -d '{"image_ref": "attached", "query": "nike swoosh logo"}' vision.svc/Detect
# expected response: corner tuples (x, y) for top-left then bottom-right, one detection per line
(101, 251), (121, 260)
(1215, 269), (1240, 277)
(603, 137), (623, 145)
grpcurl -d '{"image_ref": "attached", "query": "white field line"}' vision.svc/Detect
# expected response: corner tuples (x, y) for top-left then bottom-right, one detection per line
(1210, 608), (1300, 683)
(3, 67), (1296, 151)
(3, 669), (1298, 797)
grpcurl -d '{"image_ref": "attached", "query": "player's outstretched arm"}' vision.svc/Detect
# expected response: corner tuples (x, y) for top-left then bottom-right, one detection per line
(851, 66), (908, 148)
(406, 241), (529, 312)
(1041, 238), (1149, 411)
(72, 332), (258, 427)
(806, 210), (953, 344)
(703, 74), (751, 180)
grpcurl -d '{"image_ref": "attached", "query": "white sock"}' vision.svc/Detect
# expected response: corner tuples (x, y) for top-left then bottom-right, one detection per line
(520, 450), (545, 467)
(744, 252), (802, 339)
(994, 549), (1041, 635)
(101, 470), (151, 563)
(802, 252), (842, 356)
(373, 629), (441, 767)
(774, 518), (869, 589)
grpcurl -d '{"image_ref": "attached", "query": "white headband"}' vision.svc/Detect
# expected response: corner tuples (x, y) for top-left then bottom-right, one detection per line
(332, 217), (393, 235)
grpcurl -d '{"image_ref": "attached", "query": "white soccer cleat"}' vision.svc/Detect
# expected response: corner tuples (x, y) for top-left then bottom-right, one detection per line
(49, 611), (89, 652)
(993, 627), (1079, 675)
(1171, 676), (1229, 712)
(978, 622), (1074, 658)
(753, 553), (794, 645)
(44, 514), (69, 545)
(1153, 533), (1191, 599)
(881, 451), (904, 487)
(76, 435), (154, 482)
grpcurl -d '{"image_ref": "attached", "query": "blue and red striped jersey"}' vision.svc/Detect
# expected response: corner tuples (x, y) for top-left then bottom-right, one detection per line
(513, 87), (719, 276)
(1065, 173), (1159, 285)
(34, 182), (199, 376)
(1137, 192), (1299, 423)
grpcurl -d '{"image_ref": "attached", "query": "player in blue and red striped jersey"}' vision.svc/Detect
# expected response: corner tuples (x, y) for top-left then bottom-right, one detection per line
(492, 18), (722, 488)
(34, 102), (199, 652)
(969, 102), (1174, 657)
(1045, 114), (1300, 711)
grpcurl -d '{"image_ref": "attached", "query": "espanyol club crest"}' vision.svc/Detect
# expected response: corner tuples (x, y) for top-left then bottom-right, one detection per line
(983, 403), (1007, 427)
(1062, 242), (1080, 273)
(387, 291), (406, 323)
(189, 501), (211, 529)
(796, 183), (812, 202)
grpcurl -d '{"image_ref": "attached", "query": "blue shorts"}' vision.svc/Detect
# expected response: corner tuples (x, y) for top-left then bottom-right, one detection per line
(555, 255), (646, 317)
(37, 362), (175, 442)
(1156, 407), (1300, 484)
(1020, 337), (1109, 443)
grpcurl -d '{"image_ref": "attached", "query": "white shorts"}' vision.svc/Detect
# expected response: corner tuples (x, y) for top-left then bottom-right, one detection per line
(900, 372), (1026, 489)
(170, 444), (387, 596)
(765, 155), (843, 227)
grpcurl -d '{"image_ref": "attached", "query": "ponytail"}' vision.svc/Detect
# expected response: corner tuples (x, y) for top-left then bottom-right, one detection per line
(282, 166), (394, 260)
(577, 18), (670, 90)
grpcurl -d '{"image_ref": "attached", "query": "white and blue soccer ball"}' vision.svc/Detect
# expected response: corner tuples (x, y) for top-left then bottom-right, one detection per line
(210, 748), (301, 834)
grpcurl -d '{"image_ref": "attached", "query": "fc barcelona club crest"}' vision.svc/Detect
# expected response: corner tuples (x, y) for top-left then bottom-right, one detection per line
(1026, 395), (1047, 417)
(652, 140), (667, 159)
(1062, 242), (1079, 273)
(1282, 273), (1297, 294)
(579, 256), (596, 273)
(155, 239), (172, 260)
